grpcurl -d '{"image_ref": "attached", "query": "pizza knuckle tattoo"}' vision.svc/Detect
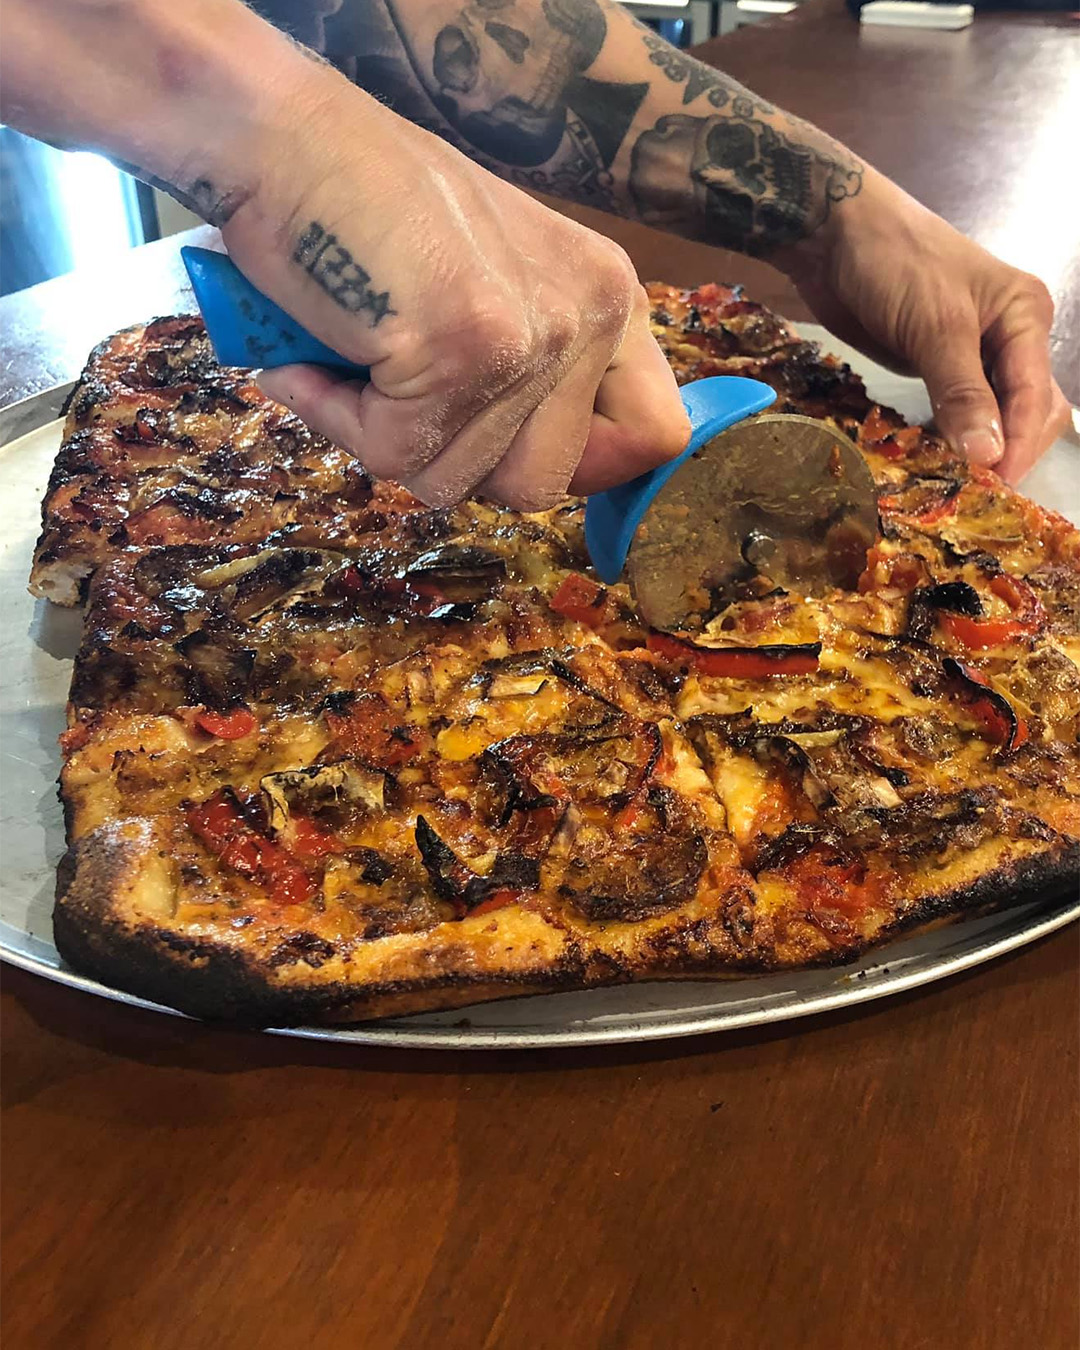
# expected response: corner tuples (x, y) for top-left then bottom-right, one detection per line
(292, 222), (395, 324)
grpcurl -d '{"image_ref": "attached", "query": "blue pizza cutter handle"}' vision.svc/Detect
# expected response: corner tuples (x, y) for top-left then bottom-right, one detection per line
(181, 246), (369, 378)
(182, 245), (774, 585)
(584, 375), (776, 584)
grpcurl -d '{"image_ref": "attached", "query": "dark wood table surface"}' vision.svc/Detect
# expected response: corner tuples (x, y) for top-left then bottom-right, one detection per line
(2, 5), (1077, 1347)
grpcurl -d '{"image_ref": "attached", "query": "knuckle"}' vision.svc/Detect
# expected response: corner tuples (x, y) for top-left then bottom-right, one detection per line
(655, 407), (692, 461)
(1020, 273), (1054, 320)
(499, 484), (565, 513)
(587, 243), (638, 330)
(459, 304), (532, 379)
(934, 302), (978, 337)
(540, 305), (580, 362)
(497, 468), (571, 512)
(934, 379), (994, 410)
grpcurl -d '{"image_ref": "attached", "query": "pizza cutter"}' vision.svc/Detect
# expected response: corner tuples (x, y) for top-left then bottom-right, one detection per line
(182, 246), (879, 632)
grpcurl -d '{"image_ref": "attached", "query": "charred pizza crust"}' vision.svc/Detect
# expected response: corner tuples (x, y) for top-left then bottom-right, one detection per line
(37, 283), (1080, 1025)
(53, 817), (1078, 1025)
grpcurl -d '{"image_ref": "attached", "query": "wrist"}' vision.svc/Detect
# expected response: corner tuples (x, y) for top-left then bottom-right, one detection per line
(25, 0), (359, 229)
(135, 2), (346, 224)
(772, 164), (897, 288)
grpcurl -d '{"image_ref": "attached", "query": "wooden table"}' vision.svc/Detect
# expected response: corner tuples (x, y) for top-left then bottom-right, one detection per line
(3, 5), (1077, 1346)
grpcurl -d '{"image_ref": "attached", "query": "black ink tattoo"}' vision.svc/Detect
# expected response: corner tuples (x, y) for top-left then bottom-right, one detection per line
(247, 0), (859, 258)
(635, 25), (774, 115)
(292, 221), (396, 324)
(108, 160), (251, 227)
(629, 108), (862, 255)
(388, 0), (644, 169)
(484, 21), (530, 62)
(508, 113), (616, 211)
(175, 177), (254, 227)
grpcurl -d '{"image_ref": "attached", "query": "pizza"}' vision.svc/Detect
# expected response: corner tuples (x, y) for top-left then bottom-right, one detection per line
(28, 316), (433, 607)
(32, 283), (1080, 1025)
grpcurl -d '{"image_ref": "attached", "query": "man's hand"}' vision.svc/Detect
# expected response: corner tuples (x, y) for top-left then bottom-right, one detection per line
(3, 0), (1063, 500)
(235, 75), (689, 510)
(1, 0), (689, 511)
(270, 0), (1066, 484)
(777, 173), (1069, 484)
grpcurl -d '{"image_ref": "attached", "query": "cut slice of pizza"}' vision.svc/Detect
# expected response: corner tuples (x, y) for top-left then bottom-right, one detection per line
(29, 316), (436, 606)
(31, 287), (891, 608)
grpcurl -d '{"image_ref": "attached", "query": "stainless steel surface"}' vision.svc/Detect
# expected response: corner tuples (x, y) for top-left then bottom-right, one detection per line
(1, 364), (1076, 1049)
(0, 381), (74, 444)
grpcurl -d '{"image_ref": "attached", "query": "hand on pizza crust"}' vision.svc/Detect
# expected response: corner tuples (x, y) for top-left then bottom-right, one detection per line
(780, 172), (1069, 484)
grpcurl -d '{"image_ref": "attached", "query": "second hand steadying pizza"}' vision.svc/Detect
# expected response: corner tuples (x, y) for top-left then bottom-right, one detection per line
(185, 246), (881, 636)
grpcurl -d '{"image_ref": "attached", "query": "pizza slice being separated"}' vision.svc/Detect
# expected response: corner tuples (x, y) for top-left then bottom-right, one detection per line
(32, 283), (1080, 1025)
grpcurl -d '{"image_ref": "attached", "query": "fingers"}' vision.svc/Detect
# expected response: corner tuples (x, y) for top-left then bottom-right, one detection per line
(986, 294), (1057, 482)
(256, 364), (368, 444)
(998, 380), (1071, 484)
(920, 316), (1005, 470)
(475, 346), (610, 510)
(568, 296), (690, 496)
(256, 286), (688, 511)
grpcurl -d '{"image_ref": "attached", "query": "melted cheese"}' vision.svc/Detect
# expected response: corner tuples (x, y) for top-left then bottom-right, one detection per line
(706, 751), (772, 849)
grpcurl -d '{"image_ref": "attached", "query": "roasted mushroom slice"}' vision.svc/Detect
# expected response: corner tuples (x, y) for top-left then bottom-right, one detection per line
(550, 816), (708, 923)
(174, 628), (256, 708)
(260, 760), (389, 833)
(414, 815), (541, 914)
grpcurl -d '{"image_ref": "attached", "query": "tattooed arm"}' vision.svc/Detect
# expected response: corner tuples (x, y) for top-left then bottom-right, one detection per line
(1, 0), (690, 508)
(256, 0), (1066, 479)
(1, 0), (1064, 492)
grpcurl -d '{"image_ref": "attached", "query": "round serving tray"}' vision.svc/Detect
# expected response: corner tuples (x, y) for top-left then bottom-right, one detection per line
(2, 332), (1077, 1048)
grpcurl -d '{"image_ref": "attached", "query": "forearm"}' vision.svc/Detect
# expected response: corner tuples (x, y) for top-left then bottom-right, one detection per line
(0, 0), (345, 224)
(274, 0), (865, 265)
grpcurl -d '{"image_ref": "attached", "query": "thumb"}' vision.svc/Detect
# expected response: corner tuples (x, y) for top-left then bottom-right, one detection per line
(920, 324), (1005, 468)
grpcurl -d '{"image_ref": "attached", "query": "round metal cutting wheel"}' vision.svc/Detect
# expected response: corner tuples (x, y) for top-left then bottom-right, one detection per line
(626, 413), (880, 633)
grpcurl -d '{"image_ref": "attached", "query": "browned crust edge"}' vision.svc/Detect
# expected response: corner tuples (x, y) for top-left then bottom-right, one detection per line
(53, 826), (1080, 1028)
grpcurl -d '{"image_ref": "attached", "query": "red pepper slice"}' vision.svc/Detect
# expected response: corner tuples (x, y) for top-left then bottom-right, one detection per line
(616, 799), (640, 830)
(857, 546), (927, 595)
(912, 495), (961, 526)
(939, 613), (1032, 650)
(290, 815), (339, 860)
(194, 706), (257, 740)
(186, 789), (315, 905)
(860, 406), (903, 445)
(468, 889), (522, 917)
(691, 282), (740, 310)
(324, 692), (424, 767)
(646, 633), (821, 678)
(875, 426), (924, 460)
(989, 572), (1045, 625)
(59, 723), (92, 755)
(186, 790), (245, 855)
(940, 571), (1045, 650)
(879, 488), (960, 526)
(549, 573), (608, 628)
(943, 658), (1029, 753)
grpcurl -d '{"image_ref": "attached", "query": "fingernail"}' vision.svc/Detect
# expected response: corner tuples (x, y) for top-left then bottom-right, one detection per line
(959, 423), (1004, 466)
